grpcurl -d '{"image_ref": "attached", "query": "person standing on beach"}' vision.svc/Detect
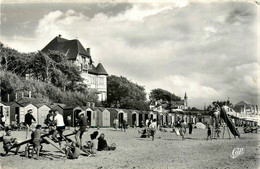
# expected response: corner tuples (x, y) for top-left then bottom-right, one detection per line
(113, 118), (119, 131)
(207, 126), (212, 140)
(25, 109), (36, 139)
(75, 111), (87, 148)
(122, 119), (127, 132)
(179, 120), (186, 140)
(188, 122), (193, 134)
(149, 119), (157, 141)
(52, 110), (65, 147)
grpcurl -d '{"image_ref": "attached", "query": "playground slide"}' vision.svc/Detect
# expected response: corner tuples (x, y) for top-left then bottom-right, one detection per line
(220, 106), (240, 137)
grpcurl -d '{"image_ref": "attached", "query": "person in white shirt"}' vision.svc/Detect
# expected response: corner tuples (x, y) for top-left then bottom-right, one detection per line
(149, 119), (157, 141)
(52, 110), (65, 146)
(145, 119), (149, 127)
(1, 114), (6, 127)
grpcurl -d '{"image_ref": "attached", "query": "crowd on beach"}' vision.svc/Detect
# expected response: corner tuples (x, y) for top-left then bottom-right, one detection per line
(0, 101), (257, 160)
(1, 109), (116, 160)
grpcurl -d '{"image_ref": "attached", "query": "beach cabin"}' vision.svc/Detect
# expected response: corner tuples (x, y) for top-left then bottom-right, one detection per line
(6, 102), (22, 125)
(36, 104), (51, 126)
(149, 111), (157, 120)
(167, 113), (173, 125)
(190, 115), (196, 124)
(156, 112), (162, 126)
(19, 103), (38, 124)
(122, 109), (131, 126)
(138, 111), (144, 127)
(63, 106), (84, 127)
(116, 109), (127, 125)
(169, 113), (175, 124)
(157, 112), (167, 126)
(50, 103), (66, 116)
(128, 110), (139, 127)
(142, 111), (149, 121)
(0, 101), (11, 126)
(98, 107), (110, 127)
(82, 107), (97, 127)
(89, 107), (101, 127)
(108, 108), (118, 127)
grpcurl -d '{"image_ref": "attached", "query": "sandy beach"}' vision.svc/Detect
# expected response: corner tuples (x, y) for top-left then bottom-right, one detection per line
(0, 127), (259, 169)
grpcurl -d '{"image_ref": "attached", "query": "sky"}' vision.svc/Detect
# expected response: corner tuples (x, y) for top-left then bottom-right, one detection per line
(0, 0), (259, 108)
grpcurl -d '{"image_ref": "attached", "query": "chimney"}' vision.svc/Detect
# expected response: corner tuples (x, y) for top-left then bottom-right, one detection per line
(58, 34), (62, 38)
(86, 102), (91, 107)
(29, 91), (31, 98)
(15, 93), (18, 101)
(91, 102), (95, 108)
(86, 48), (90, 55)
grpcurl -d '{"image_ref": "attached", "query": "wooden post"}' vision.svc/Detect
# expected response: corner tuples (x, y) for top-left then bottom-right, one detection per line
(222, 126), (225, 139)
(227, 127), (231, 139)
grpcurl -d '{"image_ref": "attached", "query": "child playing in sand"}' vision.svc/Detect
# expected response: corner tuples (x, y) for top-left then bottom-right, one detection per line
(82, 131), (99, 155)
(2, 127), (17, 155)
(65, 141), (81, 159)
(207, 126), (212, 140)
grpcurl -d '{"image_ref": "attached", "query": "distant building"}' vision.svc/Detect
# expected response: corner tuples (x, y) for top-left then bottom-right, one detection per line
(150, 92), (188, 112)
(233, 101), (259, 124)
(171, 92), (188, 111)
(42, 35), (108, 101)
(233, 101), (259, 116)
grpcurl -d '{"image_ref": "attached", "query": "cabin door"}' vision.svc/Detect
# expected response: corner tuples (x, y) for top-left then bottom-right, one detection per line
(132, 114), (136, 126)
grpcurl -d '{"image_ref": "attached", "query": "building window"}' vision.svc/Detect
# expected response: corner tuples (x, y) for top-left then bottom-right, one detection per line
(99, 77), (104, 84)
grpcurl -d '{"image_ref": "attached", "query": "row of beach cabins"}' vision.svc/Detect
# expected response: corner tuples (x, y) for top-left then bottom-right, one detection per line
(0, 98), (257, 128)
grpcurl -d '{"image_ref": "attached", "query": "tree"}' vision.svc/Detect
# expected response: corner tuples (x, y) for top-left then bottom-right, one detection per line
(150, 88), (181, 102)
(0, 42), (98, 105)
(149, 88), (181, 112)
(106, 75), (149, 110)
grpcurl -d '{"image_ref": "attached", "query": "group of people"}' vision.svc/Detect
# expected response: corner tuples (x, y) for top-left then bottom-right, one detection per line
(23, 109), (66, 159)
(113, 118), (127, 132)
(1, 108), (118, 160)
(139, 119), (157, 141)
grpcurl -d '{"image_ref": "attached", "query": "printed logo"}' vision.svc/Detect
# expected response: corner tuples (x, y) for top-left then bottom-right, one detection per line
(230, 148), (244, 159)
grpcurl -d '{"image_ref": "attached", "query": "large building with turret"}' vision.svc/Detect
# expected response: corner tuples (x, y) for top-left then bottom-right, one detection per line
(42, 35), (108, 101)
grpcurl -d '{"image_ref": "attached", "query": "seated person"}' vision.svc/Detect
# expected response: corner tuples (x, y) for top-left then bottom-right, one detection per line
(97, 133), (116, 151)
(82, 131), (99, 155)
(3, 127), (17, 154)
(139, 128), (149, 138)
(65, 141), (81, 159)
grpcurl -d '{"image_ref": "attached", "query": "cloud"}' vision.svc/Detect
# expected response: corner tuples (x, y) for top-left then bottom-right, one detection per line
(0, 2), (258, 108)
(225, 9), (252, 24)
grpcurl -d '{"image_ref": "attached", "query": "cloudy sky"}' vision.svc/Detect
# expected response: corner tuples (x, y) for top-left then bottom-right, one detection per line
(0, 0), (259, 108)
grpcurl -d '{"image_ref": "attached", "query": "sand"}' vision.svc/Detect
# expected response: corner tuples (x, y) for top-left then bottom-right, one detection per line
(0, 127), (259, 169)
